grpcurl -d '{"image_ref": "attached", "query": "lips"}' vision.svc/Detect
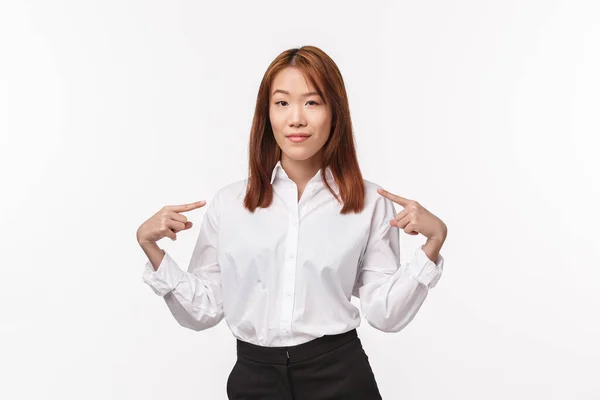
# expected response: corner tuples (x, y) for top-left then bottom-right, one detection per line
(285, 134), (311, 138)
(286, 135), (310, 143)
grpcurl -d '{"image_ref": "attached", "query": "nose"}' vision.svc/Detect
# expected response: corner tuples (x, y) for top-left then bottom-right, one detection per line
(288, 103), (307, 127)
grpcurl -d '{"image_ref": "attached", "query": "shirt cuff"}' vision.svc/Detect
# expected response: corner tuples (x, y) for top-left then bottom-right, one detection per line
(142, 250), (186, 296)
(407, 245), (444, 288)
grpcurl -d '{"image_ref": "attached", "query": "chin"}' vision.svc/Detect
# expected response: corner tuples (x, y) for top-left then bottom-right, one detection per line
(281, 148), (319, 161)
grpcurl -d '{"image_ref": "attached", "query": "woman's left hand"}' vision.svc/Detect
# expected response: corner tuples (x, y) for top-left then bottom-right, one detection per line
(377, 188), (447, 241)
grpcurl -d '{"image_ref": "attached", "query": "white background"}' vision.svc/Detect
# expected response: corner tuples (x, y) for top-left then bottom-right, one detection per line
(1, 0), (599, 399)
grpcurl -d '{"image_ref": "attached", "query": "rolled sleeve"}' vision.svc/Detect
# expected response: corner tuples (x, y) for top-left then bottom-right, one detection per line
(142, 250), (186, 297)
(409, 245), (444, 289)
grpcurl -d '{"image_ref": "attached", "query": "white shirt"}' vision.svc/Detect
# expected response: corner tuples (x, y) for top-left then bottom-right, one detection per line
(142, 160), (444, 347)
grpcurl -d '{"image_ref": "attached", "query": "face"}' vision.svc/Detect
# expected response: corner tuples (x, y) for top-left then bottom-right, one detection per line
(269, 67), (332, 164)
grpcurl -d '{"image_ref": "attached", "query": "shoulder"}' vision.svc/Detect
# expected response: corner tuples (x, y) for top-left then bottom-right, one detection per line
(361, 178), (397, 214)
(361, 178), (385, 203)
(214, 178), (248, 204)
(203, 179), (247, 221)
(362, 179), (383, 193)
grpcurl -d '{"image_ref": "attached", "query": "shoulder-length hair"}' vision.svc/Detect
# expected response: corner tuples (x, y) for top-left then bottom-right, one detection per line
(243, 45), (366, 214)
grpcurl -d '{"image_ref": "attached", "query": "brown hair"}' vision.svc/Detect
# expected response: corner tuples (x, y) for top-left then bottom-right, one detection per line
(243, 45), (366, 214)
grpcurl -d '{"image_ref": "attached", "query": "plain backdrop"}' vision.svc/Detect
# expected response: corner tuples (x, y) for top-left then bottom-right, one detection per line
(1, 0), (598, 399)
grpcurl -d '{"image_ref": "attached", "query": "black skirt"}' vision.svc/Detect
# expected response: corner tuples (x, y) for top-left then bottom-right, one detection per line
(226, 328), (383, 399)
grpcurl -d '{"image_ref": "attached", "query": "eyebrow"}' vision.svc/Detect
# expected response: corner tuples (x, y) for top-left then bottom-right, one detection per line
(272, 89), (321, 97)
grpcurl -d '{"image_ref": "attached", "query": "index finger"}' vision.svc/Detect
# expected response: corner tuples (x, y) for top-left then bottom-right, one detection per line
(170, 200), (206, 213)
(377, 188), (410, 207)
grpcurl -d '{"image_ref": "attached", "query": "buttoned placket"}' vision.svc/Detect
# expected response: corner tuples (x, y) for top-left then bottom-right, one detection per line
(279, 179), (301, 342)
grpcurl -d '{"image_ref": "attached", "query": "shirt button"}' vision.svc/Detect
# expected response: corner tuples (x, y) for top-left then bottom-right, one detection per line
(286, 292), (292, 297)
(282, 329), (288, 333)
(288, 253), (295, 258)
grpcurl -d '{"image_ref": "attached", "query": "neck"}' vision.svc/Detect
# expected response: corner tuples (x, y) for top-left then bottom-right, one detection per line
(280, 153), (323, 188)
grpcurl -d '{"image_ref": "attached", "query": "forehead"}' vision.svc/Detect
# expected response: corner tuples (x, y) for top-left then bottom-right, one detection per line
(271, 67), (318, 94)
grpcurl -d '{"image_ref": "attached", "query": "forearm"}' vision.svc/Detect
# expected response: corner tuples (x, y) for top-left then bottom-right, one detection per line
(422, 227), (447, 264)
(139, 240), (165, 271)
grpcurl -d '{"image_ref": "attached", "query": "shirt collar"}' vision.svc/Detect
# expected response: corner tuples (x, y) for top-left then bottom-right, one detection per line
(270, 160), (335, 185)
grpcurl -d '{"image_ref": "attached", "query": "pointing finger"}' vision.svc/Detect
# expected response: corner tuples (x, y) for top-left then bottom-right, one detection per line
(171, 200), (206, 213)
(377, 188), (410, 207)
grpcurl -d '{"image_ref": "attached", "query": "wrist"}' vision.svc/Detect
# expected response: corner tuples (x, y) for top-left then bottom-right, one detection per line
(138, 239), (158, 249)
(429, 223), (447, 243)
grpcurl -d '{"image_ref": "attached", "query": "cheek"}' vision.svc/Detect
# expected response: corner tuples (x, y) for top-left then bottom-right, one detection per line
(269, 112), (283, 134)
(312, 113), (332, 134)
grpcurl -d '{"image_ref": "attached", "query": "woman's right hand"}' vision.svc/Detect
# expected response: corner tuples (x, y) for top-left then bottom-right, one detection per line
(136, 200), (207, 245)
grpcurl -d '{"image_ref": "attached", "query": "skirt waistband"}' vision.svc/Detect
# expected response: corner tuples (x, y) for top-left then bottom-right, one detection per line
(236, 329), (359, 365)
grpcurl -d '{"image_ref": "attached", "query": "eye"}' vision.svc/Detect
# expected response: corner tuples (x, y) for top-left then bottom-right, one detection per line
(274, 100), (319, 106)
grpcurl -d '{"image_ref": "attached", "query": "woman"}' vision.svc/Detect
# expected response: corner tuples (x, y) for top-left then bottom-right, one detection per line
(136, 45), (448, 399)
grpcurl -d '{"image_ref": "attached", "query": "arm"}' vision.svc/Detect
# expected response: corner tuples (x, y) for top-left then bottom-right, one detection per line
(140, 240), (166, 271)
(141, 191), (224, 331)
(352, 196), (444, 333)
